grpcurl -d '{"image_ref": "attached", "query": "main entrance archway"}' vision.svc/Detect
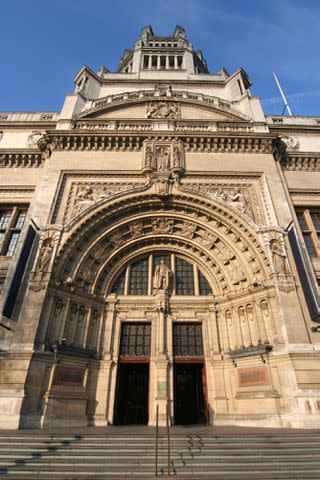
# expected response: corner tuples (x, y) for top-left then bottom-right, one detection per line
(32, 187), (282, 428)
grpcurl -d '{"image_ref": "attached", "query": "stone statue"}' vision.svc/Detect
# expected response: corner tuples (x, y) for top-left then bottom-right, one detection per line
(35, 238), (54, 273)
(270, 238), (287, 274)
(153, 259), (172, 292)
(145, 146), (153, 167)
(74, 186), (95, 215)
(173, 146), (181, 167)
(156, 147), (170, 170)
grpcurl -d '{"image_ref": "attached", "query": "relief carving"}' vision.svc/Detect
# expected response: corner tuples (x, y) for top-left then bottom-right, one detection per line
(146, 101), (181, 119)
(152, 218), (174, 234)
(281, 135), (299, 152)
(129, 221), (144, 238)
(110, 232), (125, 248)
(179, 222), (196, 239)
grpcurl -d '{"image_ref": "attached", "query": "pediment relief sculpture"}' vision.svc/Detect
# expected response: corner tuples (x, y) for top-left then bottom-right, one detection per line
(146, 101), (181, 119)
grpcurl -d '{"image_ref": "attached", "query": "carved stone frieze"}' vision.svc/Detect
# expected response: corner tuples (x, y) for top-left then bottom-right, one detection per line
(182, 182), (255, 221)
(66, 182), (140, 222)
(146, 101), (181, 119)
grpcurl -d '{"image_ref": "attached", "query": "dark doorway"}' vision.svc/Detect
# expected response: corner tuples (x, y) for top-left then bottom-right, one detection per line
(174, 363), (205, 425)
(114, 363), (149, 425)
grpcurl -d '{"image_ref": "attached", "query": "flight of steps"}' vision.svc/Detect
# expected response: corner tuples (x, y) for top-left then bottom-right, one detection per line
(0, 429), (319, 479)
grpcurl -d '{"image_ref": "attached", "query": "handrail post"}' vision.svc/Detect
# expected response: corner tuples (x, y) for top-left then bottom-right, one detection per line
(166, 403), (171, 477)
(155, 404), (159, 476)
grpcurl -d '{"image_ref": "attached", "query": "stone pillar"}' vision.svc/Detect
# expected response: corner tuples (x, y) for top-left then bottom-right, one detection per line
(157, 55), (161, 69)
(148, 55), (152, 69)
(94, 295), (118, 425)
(165, 56), (169, 69)
(152, 292), (170, 426)
(174, 56), (178, 69)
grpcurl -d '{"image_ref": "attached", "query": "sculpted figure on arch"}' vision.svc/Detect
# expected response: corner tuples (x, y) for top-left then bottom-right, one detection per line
(153, 259), (173, 293)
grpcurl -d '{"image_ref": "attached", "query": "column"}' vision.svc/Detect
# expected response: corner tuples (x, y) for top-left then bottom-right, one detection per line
(174, 56), (178, 69)
(166, 56), (169, 69)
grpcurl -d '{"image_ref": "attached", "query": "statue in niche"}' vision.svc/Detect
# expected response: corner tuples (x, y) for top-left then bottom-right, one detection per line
(270, 238), (288, 274)
(153, 259), (173, 293)
(173, 146), (181, 167)
(228, 188), (248, 213)
(156, 146), (170, 170)
(35, 238), (54, 273)
(145, 145), (153, 168)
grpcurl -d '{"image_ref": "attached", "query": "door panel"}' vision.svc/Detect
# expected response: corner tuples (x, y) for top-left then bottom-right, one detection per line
(114, 363), (149, 425)
(174, 363), (205, 425)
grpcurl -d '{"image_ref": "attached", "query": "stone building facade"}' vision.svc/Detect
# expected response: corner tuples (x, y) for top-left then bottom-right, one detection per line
(0, 25), (319, 429)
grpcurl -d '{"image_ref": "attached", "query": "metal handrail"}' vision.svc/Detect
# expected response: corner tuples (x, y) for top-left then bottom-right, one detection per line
(166, 404), (171, 477)
(155, 404), (159, 476)
(155, 404), (171, 476)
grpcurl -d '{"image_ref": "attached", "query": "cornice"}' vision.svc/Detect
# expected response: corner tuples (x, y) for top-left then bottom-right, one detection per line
(0, 149), (44, 168)
(43, 131), (276, 154)
(281, 152), (320, 171)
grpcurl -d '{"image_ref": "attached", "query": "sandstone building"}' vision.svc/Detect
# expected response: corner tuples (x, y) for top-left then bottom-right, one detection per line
(0, 26), (319, 429)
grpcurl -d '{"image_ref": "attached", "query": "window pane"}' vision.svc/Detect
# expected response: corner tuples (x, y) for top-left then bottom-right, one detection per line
(111, 270), (125, 295)
(129, 257), (148, 295)
(310, 211), (320, 230)
(14, 211), (26, 229)
(296, 211), (307, 230)
(173, 323), (203, 357)
(303, 234), (316, 257)
(199, 270), (212, 295)
(119, 323), (150, 357)
(5, 233), (20, 257)
(0, 210), (12, 229)
(175, 257), (195, 295)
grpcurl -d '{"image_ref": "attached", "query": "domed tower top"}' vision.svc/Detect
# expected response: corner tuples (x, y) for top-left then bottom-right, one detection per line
(118, 25), (208, 75)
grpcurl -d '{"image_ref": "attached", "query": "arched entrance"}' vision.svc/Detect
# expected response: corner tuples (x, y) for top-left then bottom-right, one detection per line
(30, 186), (283, 428)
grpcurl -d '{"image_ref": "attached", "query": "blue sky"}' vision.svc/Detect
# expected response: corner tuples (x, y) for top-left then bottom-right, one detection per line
(1, 0), (319, 116)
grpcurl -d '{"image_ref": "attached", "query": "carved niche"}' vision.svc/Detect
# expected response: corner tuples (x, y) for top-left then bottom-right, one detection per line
(142, 139), (185, 173)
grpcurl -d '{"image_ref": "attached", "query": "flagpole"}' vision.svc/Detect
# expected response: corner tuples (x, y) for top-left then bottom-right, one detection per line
(273, 72), (293, 116)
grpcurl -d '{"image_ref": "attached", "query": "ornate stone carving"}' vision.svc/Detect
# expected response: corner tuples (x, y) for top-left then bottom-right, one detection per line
(27, 131), (43, 148)
(152, 218), (174, 234)
(110, 232), (125, 248)
(35, 238), (54, 274)
(270, 238), (288, 275)
(0, 152), (44, 168)
(281, 135), (299, 152)
(199, 230), (218, 249)
(146, 101), (181, 119)
(179, 222), (196, 239)
(129, 221), (144, 238)
(153, 260), (173, 293)
(142, 139), (185, 174)
(154, 84), (172, 97)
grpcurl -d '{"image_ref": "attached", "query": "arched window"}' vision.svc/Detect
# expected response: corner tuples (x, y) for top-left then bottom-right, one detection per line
(111, 253), (212, 296)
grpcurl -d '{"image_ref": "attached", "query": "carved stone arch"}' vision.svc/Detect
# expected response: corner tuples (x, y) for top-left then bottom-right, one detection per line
(54, 191), (270, 297)
(74, 89), (251, 122)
